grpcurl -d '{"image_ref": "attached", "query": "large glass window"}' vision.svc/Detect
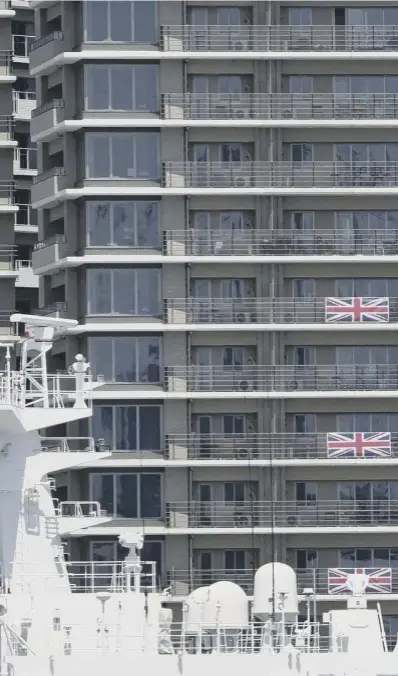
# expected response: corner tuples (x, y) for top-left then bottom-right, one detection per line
(87, 268), (160, 316)
(336, 211), (398, 232)
(92, 404), (161, 451)
(337, 413), (398, 432)
(338, 481), (398, 502)
(347, 8), (398, 25)
(86, 201), (159, 248)
(334, 76), (398, 95)
(84, 1), (157, 43)
(335, 143), (398, 163)
(89, 336), (161, 383)
(85, 65), (157, 112)
(90, 473), (162, 517)
(335, 278), (398, 296)
(86, 133), (159, 179)
(339, 548), (398, 566)
(336, 346), (398, 365)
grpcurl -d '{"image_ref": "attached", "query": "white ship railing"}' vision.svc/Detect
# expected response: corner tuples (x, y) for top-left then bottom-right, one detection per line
(66, 560), (157, 593)
(40, 437), (95, 452)
(57, 501), (104, 517)
(0, 369), (92, 409)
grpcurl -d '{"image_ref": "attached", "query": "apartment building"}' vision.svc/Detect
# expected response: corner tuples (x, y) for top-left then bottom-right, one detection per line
(0, 0), (37, 347)
(29, 0), (398, 634)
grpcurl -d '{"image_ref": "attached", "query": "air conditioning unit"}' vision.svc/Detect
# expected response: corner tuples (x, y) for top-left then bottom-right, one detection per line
(282, 108), (295, 119)
(236, 379), (254, 392)
(234, 447), (252, 459)
(234, 511), (250, 526)
(232, 38), (249, 51)
(234, 174), (251, 188)
(214, 103), (229, 118)
(284, 313), (295, 323)
(234, 311), (256, 323)
(232, 105), (251, 119)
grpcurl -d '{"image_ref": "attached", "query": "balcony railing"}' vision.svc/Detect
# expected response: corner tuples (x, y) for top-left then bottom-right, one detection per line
(15, 204), (38, 229)
(162, 93), (398, 121)
(166, 500), (398, 528)
(167, 567), (398, 596)
(14, 147), (37, 173)
(165, 432), (398, 460)
(40, 437), (95, 452)
(57, 501), (103, 518)
(12, 34), (34, 58)
(33, 166), (66, 185)
(166, 364), (398, 393)
(31, 98), (65, 119)
(164, 161), (398, 189)
(12, 91), (37, 119)
(30, 31), (63, 52)
(35, 302), (67, 317)
(164, 229), (398, 256)
(34, 234), (66, 251)
(66, 560), (157, 593)
(165, 297), (396, 325)
(161, 25), (398, 52)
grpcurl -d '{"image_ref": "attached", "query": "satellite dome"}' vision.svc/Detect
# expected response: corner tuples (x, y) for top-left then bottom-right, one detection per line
(183, 586), (210, 633)
(202, 580), (249, 628)
(253, 563), (298, 621)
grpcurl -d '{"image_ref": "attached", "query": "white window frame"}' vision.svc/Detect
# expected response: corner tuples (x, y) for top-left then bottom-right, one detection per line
(85, 133), (159, 180)
(88, 336), (162, 383)
(91, 404), (163, 452)
(85, 201), (160, 248)
(86, 268), (161, 316)
(89, 472), (163, 518)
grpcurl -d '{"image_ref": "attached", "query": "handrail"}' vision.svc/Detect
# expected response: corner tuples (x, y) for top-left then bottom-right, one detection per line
(32, 99), (65, 119)
(34, 234), (66, 251)
(35, 302), (66, 316)
(30, 31), (63, 52)
(33, 167), (66, 185)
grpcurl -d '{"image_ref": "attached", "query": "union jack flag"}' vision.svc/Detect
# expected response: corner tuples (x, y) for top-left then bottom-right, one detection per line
(326, 432), (392, 458)
(325, 297), (389, 323)
(328, 568), (392, 595)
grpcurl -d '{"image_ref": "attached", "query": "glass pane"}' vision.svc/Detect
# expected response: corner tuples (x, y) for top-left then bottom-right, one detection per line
(138, 337), (160, 383)
(135, 65), (158, 111)
(86, 66), (109, 110)
(89, 338), (113, 380)
(134, 0), (156, 42)
(136, 269), (160, 315)
(136, 133), (159, 178)
(87, 269), (111, 313)
(86, 203), (111, 246)
(111, 67), (133, 110)
(136, 202), (159, 247)
(85, 1), (107, 41)
(92, 406), (113, 447)
(116, 474), (137, 517)
(140, 475), (161, 517)
(113, 203), (135, 246)
(112, 135), (135, 178)
(113, 270), (135, 314)
(91, 474), (113, 514)
(92, 542), (115, 562)
(139, 406), (161, 451)
(87, 135), (110, 178)
(113, 337), (137, 382)
(110, 1), (132, 41)
(116, 406), (137, 450)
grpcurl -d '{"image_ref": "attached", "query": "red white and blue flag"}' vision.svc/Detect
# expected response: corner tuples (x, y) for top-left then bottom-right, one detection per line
(326, 432), (392, 458)
(325, 297), (389, 323)
(328, 568), (392, 595)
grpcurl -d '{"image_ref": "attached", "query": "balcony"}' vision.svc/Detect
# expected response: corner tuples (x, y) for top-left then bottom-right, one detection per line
(167, 567), (398, 597)
(164, 229), (398, 258)
(13, 147), (37, 176)
(29, 31), (64, 72)
(32, 234), (66, 272)
(162, 93), (398, 124)
(0, 51), (13, 80)
(13, 91), (37, 120)
(164, 161), (398, 192)
(165, 432), (398, 462)
(40, 437), (95, 452)
(15, 260), (38, 288)
(15, 204), (38, 231)
(35, 301), (67, 320)
(166, 500), (398, 529)
(12, 34), (34, 61)
(0, 183), (16, 211)
(165, 365), (398, 396)
(30, 99), (65, 140)
(165, 297), (396, 327)
(161, 25), (398, 54)
(31, 167), (67, 207)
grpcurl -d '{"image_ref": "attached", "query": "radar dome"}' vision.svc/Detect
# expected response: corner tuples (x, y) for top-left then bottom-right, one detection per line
(183, 586), (210, 634)
(253, 563), (298, 621)
(202, 581), (249, 628)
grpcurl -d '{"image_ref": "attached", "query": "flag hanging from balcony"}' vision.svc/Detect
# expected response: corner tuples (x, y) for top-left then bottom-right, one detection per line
(328, 568), (392, 595)
(325, 297), (389, 323)
(326, 432), (392, 458)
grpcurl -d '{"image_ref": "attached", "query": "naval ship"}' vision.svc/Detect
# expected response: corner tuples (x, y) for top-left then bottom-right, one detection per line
(0, 311), (396, 676)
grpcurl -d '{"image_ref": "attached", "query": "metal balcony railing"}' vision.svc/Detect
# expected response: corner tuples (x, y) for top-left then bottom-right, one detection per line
(12, 34), (35, 58)
(164, 229), (398, 256)
(12, 91), (37, 119)
(166, 500), (398, 528)
(161, 25), (398, 52)
(14, 147), (37, 173)
(165, 297), (396, 324)
(31, 99), (65, 119)
(163, 161), (398, 189)
(40, 437), (95, 452)
(30, 31), (63, 52)
(165, 432), (398, 460)
(162, 93), (398, 121)
(166, 364), (398, 393)
(66, 560), (157, 593)
(34, 234), (66, 251)
(15, 204), (38, 228)
(35, 302), (67, 316)
(0, 116), (13, 135)
(0, 182), (14, 202)
(167, 567), (398, 596)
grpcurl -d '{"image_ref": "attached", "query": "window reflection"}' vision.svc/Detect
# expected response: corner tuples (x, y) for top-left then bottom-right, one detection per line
(92, 405), (161, 451)
(84, 1), (157, 43)
(86, 133), (159, 179)
(86, 268), (160, 316)
(86, 201), (159, 248)
(90, 473), (161, 518)
(337, 412), (398, 432)
(89, 337), (161, 383)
